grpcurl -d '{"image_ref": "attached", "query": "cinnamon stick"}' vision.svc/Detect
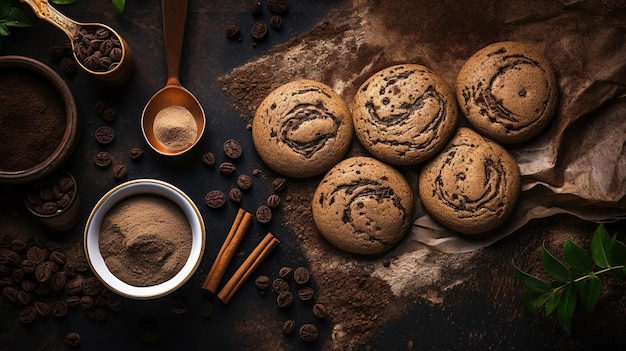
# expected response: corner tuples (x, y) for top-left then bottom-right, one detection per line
(201, 208), (253, 294)
(217, 232), (280, 304)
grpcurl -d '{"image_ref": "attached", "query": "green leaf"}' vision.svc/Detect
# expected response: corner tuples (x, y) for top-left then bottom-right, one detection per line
(557, 285), (577, 334)
(0, 22), (9, 36)
(3, 7), (32, 28)
(610, 236), (626, 265)
(545, 289), (561, 316)
(542, 242), (572, 282)
(513, 262), (552, 293)
(574, 275), (602, 314)
(51, 0), (78, 4)
(563, 239), (593, 275)
(524, 290), (553, 314)
(591, 224), (611, 268)
(112, 0), (126, 15)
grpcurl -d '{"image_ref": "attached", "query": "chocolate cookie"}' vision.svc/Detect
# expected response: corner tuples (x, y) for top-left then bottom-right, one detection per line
(252, 79), (353, 178)
(456, 41), (558, 144)
(352, 64), (458, 165)
(312, 156), (414, 255)
(418, 127), (521, 235)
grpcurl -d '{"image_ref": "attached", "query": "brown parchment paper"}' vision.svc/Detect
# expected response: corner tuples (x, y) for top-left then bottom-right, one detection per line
(221, 0), (626, 254)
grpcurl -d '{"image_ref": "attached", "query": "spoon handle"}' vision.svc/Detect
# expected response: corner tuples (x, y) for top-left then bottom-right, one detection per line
(162, 0), (188, 86)
(20, 0), (81, 39)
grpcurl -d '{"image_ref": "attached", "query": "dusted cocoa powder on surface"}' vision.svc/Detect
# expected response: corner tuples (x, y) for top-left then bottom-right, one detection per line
(98, 195), (192, 286)
(0, 68), (66, 171)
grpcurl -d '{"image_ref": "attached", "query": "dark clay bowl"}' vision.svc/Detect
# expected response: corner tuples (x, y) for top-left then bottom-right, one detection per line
(0, 55), (79, 184)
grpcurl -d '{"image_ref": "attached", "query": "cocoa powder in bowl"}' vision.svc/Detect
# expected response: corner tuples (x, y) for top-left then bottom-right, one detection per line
(0, 56), (79, 183)
(98, 195), (192, 286)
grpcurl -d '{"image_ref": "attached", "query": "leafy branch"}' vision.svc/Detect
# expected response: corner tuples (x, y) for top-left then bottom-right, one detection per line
(513, 224), (626, 334)
(0, 0), (31, 50)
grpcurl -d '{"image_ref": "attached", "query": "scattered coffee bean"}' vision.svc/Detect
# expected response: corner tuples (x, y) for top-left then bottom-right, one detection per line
(27, 246), (48, 264)
(50, 300), (68, 317)
(268, 0), (288, 13)
(170, 300), (187, 314)
(83, 276), (104, 296)
(11, 268), (24, 282)
(312, 303), (327, 319)
(2, 286), (18, 303)
(255, 205), (272, 224)
(299, 323), (318, 342)
(267, 194), (281, 209)
(276, 291), (293, 308)
(129, 147), (144, 161)
(80, 295), (94, 309)
(72, 26), (124, 72)
(34, 301), (50, 317)
(229, 187), (242, 203)
(19, 306), (37, 324)
(282, 319), (296, 335)
(226, 25), (241, 40)
(21, 279), (36, 292)
(66, 295), (81, 308)
(298, 286), (315, 302)
(219, 162), (236, 175)
(272, 177), (287, 192)
(95, 307), (108, 322)
(95, 151), (112, 167)
(73, 255), (89, 272)
(202, 151), (216, 166)
(251, 21), (268, 39)
(252, 168), (261, 176)
(251, 0), (262, 16)
(272, 278), (289, 294)
(49, 45), (66, 61)
(11, 239), (27, 253)
(35, 261), (53, 283)
(64, 332), (81, 347)
(293, 266), (310, 285)
(270, 15), (283, 29)
(113, 164), (127, 180)
(205, 190), (226, 209)
(95, 126), (114, 144)
(200, 300), (213, 318)
(50, 271), (67, 290)
(237, 174), (252, 190)
(50, 251), (67, 266)
(17, 290), (32, 305)
(61, 57), (76, 76)
(223, 139), (243, 159)
(95, 100), (109, 116)
(101, 107), (117, 123)
(278, 266), (293, 281)
(255, 275), (270, 293)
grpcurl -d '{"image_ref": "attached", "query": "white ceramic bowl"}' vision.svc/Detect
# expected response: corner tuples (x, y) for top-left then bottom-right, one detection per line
(84, 179), (205, 299)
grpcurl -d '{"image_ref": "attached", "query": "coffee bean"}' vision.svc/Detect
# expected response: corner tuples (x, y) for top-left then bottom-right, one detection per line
(63, 262), (77, 278)
(298, 286), (315, 302)
(21, 279), (36, 292)
(255, 205), (272, 224)
(202, 151), (216, 166)
(35, 261), (53, 283)
(11, 268), (24, 282)
(95, 307), (108, 322)
(35, 283), (51, 296)
(278, 266), (293, 280)
(223, 139), (242, 159)
(276, 291), (293, 308)
(270, 15), (283, 29)
(255, 275), (270, 292)
(299, 323), (318, 342)
(0, 249), (20, 266)
(95, 126), (114, 144)
(73, 255), (89, 272)
(272, 177), (287, 192)
(282, 319), (296, 335)
(236, 174), (252, 190)
(0, 264), (9, 277)
(50, 251), (67, 266)
(205, 190), (226, 209)
(95, 100), (109, 116)
(49, 45), (66, 61)
(65, 277), (84, 295)
(64, 332), (81, 347)
(101, 107), (117, 123)
(95, 152), (112, 167)
(105, 292), (123, 311)
(66, 295), (81, 308)
(17, 290), (32, 305)
(80, 295), (94, 309)
(83, 277), (104, 296)
(272, 278), (289, 294)
(267, 194), (281, 209)
(50, 300), (68, 317)
(268, 0), (288, 13)
(113, 164), (127, 180)
(226, 25), (241, 40)
(170, 300), (187, 314)
(251, 0), (262, 16)
(312, 303), (327, 319)
(251, 22), (268, 40)
(294, 266), (310, 285)
(2, 286), (18, 303)
(129, 147), (144, 161)
(34, 301), (50, 317)
(200, 300), (213, 318)
(219, 162), (236, 175)
(11, 239), (27, 253)
(50, 271), (67, 290)
(229, 187), (242, 204)
(61, 56), (75, 76)
(27, 246), (48, 264)
(19, 306), (38, 324)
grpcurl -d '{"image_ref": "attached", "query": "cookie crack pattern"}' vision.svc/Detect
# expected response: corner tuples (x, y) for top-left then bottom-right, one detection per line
(280, 102), (340, 158)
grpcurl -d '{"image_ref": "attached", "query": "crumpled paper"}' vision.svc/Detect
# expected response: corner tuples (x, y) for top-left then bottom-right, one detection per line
(221, 0), (626, 253)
